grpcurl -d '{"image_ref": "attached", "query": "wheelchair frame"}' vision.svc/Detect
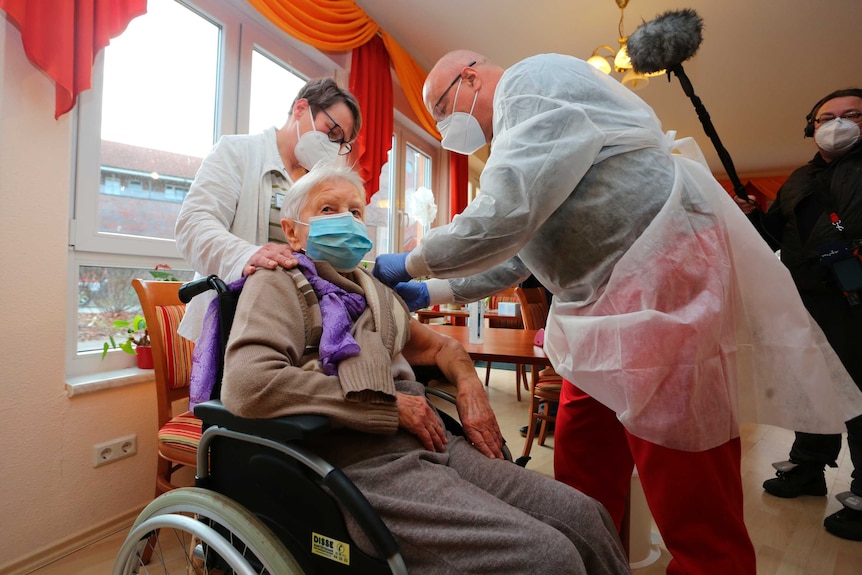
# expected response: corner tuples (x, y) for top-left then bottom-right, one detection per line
(113, 274), (510, 574)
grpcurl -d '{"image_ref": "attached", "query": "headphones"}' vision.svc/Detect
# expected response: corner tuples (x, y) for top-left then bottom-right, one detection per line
(804, 88), (862, 138)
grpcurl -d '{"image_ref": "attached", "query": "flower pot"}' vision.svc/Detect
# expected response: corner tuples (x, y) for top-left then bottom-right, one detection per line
(136, 346), (154, 369)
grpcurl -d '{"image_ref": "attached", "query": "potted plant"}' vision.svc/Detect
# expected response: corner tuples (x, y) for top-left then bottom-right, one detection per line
(149, 263), (179, 281)
(102, 314), (153, 369)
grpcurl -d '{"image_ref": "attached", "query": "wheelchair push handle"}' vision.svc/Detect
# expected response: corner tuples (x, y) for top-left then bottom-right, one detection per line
(179, 274), (229, 303)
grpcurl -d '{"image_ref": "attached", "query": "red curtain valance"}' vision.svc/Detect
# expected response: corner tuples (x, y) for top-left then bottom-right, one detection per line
(0, 0), (147, 119)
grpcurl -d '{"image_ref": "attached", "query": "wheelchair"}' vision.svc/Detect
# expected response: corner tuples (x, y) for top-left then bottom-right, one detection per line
(113, 275), (514, 575)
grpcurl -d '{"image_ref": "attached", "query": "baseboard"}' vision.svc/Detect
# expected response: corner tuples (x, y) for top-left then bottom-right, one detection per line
(0, 506), (144, 575)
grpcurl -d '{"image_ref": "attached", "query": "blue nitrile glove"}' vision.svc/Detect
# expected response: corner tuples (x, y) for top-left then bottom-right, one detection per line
(394, 281), (430, 312)
(373, 252), (413, 287)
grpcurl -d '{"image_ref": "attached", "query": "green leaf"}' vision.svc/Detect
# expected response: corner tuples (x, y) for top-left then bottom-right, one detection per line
(149, 270), (179, 281)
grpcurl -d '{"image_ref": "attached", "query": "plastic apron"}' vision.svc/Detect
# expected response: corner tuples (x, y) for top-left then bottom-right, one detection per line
(545, 135), (862, 451)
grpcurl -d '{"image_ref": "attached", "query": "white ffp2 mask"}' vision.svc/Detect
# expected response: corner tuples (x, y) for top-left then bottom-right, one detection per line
(815, 117), (861, 155)
(294, 114), (341, 170)
(437, 79), (486, 156)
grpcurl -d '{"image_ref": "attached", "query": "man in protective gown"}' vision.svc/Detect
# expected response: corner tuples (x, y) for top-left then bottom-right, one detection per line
(373, 50), (862, 575)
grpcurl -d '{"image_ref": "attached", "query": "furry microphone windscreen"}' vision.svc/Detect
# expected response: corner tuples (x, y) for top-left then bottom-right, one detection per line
(627, 8), (704, 74)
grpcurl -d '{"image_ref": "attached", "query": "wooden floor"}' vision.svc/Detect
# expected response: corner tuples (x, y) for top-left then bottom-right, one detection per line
(25, 366), (862, 574)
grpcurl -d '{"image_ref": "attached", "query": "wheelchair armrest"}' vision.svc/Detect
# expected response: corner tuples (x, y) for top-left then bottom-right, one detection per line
(193, 399), (331, 443)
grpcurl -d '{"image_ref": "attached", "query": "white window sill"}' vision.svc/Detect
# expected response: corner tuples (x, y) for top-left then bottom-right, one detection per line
(66, 368), (154, 397)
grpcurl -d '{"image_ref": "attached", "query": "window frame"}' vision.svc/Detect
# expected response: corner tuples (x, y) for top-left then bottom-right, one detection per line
(386, 111), (445, 253)
(67, 0), (350, 379)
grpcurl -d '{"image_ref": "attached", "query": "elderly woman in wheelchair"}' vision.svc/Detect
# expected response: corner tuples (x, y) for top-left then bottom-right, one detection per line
(115, 161), (629, 575)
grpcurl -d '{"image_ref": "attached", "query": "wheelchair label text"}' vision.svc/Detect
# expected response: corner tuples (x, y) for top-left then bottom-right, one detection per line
(312, 532), (350, 565)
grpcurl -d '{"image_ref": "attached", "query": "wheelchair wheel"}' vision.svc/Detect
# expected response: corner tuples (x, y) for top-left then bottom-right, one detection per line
(112, 487), (304, 574)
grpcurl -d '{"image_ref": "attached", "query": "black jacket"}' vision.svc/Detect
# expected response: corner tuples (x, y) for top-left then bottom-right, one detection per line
(761, 144), (862, 294)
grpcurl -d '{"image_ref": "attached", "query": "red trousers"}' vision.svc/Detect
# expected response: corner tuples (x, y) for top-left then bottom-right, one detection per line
(555, 381), (756, 575)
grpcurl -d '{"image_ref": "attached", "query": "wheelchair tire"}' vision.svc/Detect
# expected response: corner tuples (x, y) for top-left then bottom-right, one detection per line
(112, 487), (304, 575)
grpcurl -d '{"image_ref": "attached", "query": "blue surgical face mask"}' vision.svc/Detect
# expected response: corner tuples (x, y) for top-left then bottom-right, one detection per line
(299, 212), (373, 272)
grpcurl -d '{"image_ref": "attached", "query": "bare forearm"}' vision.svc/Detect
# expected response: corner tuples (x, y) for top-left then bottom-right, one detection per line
(402, 321), (503, 458)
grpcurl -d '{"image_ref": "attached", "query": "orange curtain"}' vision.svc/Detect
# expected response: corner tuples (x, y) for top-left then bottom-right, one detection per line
(379, 30), (440, 139)
(246, 0), (440, 140)
(0, 0), (147, 119)
(246, 0), (375, 51)
(449, 153), (469, 218)
(349, 34), (392, 202)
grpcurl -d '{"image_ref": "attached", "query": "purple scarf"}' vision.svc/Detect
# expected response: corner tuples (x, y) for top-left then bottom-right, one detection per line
(294, 253), (367, 376)
(188, 255), (367, 409)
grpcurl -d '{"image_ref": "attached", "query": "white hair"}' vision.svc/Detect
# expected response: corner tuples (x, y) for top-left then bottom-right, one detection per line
(280, 160), (366, 222)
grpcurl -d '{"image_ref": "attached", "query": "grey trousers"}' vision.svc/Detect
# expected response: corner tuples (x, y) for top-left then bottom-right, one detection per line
(340, 434), (631, 575)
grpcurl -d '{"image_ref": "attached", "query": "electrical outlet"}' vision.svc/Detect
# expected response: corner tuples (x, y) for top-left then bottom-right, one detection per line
(93, 434), (137, 468)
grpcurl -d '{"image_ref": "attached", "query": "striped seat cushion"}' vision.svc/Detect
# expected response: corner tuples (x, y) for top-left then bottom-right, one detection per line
(155, 304), (194, 390)
(158, 411), (202, 453)
(535, 380), (563, 392)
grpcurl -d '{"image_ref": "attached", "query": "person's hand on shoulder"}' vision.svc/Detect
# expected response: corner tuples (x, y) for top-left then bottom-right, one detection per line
(243, 243), (299, 276)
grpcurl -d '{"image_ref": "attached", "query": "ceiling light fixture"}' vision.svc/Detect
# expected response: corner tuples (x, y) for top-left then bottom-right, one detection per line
(586, 0), (663, 91)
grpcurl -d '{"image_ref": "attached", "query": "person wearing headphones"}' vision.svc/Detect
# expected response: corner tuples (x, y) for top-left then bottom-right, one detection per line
(750, 88), (862, 541)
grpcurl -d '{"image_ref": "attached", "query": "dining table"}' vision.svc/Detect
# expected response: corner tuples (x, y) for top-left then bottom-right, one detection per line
(423, 324), (549, 368)
(416, 307), (504, 325)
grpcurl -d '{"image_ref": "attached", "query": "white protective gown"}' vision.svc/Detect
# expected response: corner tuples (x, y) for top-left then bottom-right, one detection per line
(408, 54), (862, 451)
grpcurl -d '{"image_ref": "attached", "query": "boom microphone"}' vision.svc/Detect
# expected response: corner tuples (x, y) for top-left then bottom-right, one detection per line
(627, 9), (703, 74)
(625, 8), (753, 205)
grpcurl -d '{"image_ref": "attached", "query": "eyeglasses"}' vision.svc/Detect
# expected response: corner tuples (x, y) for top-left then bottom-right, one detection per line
(814, 110), (862, 125)
(432, 60), (477, 119)
(319, 108), (352, 155)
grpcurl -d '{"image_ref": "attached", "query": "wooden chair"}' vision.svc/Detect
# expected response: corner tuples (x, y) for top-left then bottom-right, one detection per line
(483, 287), (529, 400)
(514, 286), (562, 457)
(132, 279), (201, 497)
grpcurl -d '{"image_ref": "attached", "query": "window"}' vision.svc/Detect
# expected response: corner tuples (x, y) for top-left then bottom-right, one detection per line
(249, 49), (308, 135)
(86, 0), (219, 247)
(402, 143), (434, 251)
(366, 118), (442, 262)
(69, 0), (349, 377)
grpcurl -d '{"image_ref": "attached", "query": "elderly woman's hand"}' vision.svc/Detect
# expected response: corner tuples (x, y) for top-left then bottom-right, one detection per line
(396, 392), (447, 452)
(455, 387), (505, 459)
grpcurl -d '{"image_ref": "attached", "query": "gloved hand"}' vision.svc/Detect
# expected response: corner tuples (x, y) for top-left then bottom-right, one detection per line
(373, 252), (413, 287)
(394, 281), (430, 312)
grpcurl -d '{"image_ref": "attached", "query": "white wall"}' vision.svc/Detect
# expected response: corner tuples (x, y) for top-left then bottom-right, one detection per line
(0, 20), (166, 571)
